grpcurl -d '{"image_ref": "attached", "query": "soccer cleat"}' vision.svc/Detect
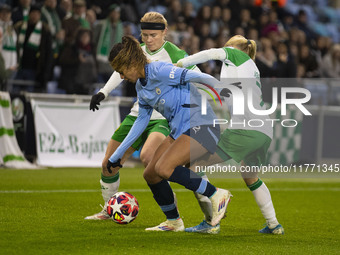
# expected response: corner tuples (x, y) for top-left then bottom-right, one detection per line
(185, 220), (220, 234)
(84, 206), (110, 220)
(145, 218), (185, 232)
(210, 188), (232, 226)
(259, 224), (284, 235)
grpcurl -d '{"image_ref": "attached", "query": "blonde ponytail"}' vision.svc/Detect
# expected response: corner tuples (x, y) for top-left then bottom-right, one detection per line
(224, 35), (257, 60)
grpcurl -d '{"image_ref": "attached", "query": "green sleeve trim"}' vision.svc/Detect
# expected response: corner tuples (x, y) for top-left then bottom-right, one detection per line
(0, 99), (10, 108)
(223, 47), (250, 67)
(164, 42), (196, 69)
(101, 172), (120, 183)
(0, 127), (14, 136)
(3, 155), (25, 163)
(247, 178), (263, 191)
(163, 42), (190, 64)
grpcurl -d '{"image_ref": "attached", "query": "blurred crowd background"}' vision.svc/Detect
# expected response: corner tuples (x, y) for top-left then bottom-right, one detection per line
(0, 0), (340, 96)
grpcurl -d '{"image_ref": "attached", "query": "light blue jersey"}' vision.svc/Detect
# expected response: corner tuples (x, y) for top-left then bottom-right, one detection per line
(109, 61), (219, 163)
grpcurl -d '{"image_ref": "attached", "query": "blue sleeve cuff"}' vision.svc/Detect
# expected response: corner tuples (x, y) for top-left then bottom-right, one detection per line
(180, 69), (189, 85)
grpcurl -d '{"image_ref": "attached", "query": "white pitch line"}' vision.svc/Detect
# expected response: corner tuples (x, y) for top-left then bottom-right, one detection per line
(0, 187), (339, 194)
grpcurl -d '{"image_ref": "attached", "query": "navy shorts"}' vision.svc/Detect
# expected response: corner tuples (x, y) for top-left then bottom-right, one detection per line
(183, 125), (221, 154)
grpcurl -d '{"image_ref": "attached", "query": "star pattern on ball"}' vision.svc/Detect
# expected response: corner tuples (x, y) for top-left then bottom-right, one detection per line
(127, 196), (138, 208)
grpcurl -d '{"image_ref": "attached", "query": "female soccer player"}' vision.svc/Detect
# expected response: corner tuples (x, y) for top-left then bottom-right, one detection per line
(177, 35), (284, 235)
(86, 12), (214, 223)
(106, 35), (232, 231)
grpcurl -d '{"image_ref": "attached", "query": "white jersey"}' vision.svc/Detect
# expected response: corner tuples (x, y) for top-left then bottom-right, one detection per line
(99, 41), (195, 120)
(177, 47), (273, 139)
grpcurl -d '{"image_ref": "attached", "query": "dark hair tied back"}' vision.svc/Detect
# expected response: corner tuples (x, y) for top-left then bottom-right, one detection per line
(108, 42), (124, 62)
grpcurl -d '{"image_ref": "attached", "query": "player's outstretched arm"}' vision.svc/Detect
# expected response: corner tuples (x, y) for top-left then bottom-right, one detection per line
(177, 48), (226, 68)
(158, 63), (220, 88)
(89, 72), (124, 111)
(184, 69), (221, 88)
(98, 72), (123, 97)
(107, 104), (152, 172)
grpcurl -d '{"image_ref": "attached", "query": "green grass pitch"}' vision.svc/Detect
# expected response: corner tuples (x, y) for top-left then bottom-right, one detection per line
(0, 167), (339, 255)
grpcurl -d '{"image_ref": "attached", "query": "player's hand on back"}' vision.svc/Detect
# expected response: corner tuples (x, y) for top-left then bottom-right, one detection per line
(89, 92), (105, 111)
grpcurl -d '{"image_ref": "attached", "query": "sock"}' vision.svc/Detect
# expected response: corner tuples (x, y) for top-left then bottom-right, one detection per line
(194, 174), (213, 223)
(168, 166), (216, 197)
(148, 179), (179, 220)
(100, 172), (120, 204)
(248, 178), (279, 228)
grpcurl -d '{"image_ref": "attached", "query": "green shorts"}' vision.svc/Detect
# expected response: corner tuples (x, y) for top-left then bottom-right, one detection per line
(112, 115), (170, 150)
(216, 129), (272, 166)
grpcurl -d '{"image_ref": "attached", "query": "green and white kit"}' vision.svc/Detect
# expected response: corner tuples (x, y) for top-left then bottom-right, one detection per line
(178, 47), (273, 165)
(99, 41), (196, 121)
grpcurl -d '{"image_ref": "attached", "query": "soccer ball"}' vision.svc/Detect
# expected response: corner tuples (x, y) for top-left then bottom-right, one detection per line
(107, 191), (139, 224)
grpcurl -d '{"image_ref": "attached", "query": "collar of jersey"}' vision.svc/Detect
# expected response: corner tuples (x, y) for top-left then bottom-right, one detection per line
(145, 41), (167, 55)
(140, 64), (149, 86)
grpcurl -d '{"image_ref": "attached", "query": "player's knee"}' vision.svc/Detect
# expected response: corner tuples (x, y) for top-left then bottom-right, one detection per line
(154, 161), (172, 179)
(143, 167), (155, 183)
(140, 150), (152, 167)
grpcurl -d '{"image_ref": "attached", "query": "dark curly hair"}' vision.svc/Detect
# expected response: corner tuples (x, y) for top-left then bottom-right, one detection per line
(109, 35), (148, 73)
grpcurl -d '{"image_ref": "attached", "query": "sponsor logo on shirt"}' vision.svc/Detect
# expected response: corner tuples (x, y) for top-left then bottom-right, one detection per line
(169, 66), (177, 79)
